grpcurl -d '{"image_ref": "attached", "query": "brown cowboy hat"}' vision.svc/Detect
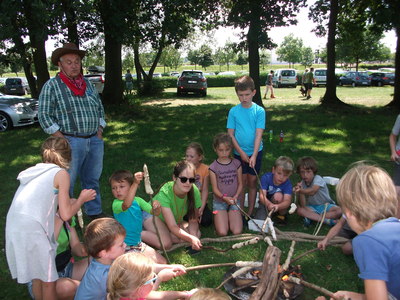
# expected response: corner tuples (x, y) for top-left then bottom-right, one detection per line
(51, 43), (86, 66)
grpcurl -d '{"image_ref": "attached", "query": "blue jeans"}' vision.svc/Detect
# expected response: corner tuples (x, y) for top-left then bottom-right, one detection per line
(65, 135), (104, 215)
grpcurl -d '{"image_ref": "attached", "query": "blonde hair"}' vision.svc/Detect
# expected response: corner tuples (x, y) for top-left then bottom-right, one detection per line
(191, 288), (232, 300)
(336, 163), (398, 228)
(107, 252), (153, 300)
(186, 142), (205, 162)
(41, 137), (71, 169)
(84, 218), (126, 258)
(274, 156), (294, 175)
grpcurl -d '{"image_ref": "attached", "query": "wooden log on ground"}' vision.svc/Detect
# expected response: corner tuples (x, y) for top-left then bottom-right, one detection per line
(249, 245), (281, 300)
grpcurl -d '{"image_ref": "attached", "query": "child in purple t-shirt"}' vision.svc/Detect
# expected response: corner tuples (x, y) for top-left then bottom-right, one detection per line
(254, 156), (294, 224)
(209, 133), (243, 236)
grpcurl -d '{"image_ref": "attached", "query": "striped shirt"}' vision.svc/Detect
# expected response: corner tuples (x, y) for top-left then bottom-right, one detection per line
(38, 76), (106, 135)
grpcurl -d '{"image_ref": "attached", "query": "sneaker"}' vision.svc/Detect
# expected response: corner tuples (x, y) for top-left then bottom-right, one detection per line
(303, 217), (312, 227)
(306, 96), (311, 100)
(274, 214), (287, 226)
(271, 95), (276, 99)
(323, 218), (337, 226)
(185, 246), (201, 256)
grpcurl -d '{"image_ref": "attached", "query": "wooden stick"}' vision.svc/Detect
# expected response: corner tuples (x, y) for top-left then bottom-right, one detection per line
(186, 262), (236, 272)
(282, 241), (296, 271)
(289, 247), (320, 265)
(234, 200), (267, 238)
(287, 276), (342, 300)
(313, 203), (328, 236)
(232, 279), (260, 294)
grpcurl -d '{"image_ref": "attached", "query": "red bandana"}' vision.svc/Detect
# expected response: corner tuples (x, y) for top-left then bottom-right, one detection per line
(59, 72), (87, 96)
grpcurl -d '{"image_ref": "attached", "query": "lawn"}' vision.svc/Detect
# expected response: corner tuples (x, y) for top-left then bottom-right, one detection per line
(0, 85), (397, 299)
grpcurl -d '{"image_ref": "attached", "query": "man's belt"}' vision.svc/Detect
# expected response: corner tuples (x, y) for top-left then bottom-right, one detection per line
(62, 132), (97, 139)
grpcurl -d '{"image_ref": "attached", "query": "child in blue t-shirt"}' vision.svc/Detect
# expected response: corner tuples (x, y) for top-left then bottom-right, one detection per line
(254, 156), (293, 224)
(317, 163), (400, 300)
(110, 170), (166, 264)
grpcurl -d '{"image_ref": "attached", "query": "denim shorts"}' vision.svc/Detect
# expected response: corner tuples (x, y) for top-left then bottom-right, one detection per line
(142, 211), (152, 221)
(307, 203), (337, 214)
(213, 199), (240, 212)
(234, 150), (263, 175)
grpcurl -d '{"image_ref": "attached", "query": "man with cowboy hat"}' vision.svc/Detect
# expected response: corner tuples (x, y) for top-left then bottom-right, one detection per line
(38, 42), (106, 220)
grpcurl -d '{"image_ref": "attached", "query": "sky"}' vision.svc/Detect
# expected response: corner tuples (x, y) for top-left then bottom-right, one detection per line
(213, 3), (396, 63)
(46, 2), (397, 59)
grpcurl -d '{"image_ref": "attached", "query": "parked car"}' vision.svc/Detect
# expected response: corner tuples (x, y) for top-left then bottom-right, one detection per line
(169, 71), (180, 77)
(84, 74), (105, 94)
(0, 93), (38, 132)
(218, 71), (236, 76)
(369, 72), (395, 86)
(314, 68), (327, 86)
(0, 78), (7, 85)
(339, 71), (371, 87)
(4, 77), (30, 96)
(177, 70), (207, 96)
(272, 69), (297, 88)
(203, 72), (216, 76)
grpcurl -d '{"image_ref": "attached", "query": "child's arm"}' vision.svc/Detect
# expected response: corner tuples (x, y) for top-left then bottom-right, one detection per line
(122, 171), (143, 211)
(161, 207), (202, 250)
(228, 128), (249, 163)
(199, 174), (209, 217)
(151, 200), (161, 216)
(56, 169), (96, 221)
(332, 279), (388, 300)
(389, 133), (399, 161)
(318, 217), (346, 250)
(209, 170), (234, 205)
(69, 225), (87, 257)
(249, 128), (264, 168)
(233, 165), (243, 200)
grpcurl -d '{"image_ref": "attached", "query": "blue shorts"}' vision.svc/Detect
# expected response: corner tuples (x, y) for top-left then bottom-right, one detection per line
(142, 211), (152, 221)
(234, 150), (263, 175)
(306, 203), (337, 214)
(213, 200), (240, 212)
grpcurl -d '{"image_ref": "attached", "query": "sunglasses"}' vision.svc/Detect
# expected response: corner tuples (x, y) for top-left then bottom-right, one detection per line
(144, 273), (158, 285)
(178, 176), (196, 184)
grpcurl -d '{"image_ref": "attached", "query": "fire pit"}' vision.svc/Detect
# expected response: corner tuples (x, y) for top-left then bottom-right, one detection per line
(223, 265), (304, 300)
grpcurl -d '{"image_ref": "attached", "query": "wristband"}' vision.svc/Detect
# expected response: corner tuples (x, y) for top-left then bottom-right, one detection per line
(221, 193), (227, 200)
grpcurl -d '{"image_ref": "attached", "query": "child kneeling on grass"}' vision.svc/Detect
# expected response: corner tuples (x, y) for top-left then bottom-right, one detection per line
(317, 163), (400, 300)
(294, 156), (341, 227)
(253, 156), (294, 225)
(110, 169), (166, 264)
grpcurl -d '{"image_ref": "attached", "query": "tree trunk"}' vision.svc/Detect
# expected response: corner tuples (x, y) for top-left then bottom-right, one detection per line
(385, 25), (400, 110)
(102, 31), (123, 104)
(31, 39), (50, 94)
(320, 0), (348, 108)
(23, 62), (38, 98)
(61, 0), (79, 46)
(247, 5), (263, 107)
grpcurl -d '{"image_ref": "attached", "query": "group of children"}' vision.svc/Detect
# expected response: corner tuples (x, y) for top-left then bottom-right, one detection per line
(5, 75), (400, 299)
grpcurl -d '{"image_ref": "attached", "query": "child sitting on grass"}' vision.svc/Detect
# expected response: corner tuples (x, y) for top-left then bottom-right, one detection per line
(75, 218), (189, 300)
(317, 163), (400, 300)
(107, 252), (196, 300)
(110, 169), (166, 263)
(294, 156), (341, 226)
(253, 156), (294, 225)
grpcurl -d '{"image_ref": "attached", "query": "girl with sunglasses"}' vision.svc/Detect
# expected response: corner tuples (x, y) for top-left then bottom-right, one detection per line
(150, 160), (203, 252)
(209, 133), (243, 236)
(107, 252), (196, 300)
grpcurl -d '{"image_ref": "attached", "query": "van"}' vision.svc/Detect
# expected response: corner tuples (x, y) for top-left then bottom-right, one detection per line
(272, 69), (297, 88)
(314, 68), (327, 86)
(4, 78), (30, 96)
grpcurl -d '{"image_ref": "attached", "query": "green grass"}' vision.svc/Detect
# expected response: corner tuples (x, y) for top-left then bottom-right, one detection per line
(0, 85), (396, 299)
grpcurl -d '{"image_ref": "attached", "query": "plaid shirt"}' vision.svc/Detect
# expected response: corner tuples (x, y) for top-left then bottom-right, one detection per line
(38, 76), (106, 135)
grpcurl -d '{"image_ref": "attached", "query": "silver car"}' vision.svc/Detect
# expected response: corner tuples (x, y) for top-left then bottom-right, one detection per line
(0, 93), (38, 132)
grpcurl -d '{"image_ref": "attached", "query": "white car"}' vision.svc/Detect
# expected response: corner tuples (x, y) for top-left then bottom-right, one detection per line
(314, 68), (327, 86)
(218, 71), (236, 76)
(84, 74), (105, 94)
(272, 69), (297, 88)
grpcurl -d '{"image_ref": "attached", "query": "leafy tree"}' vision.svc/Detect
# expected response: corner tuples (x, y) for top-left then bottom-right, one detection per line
(122, 50), (135, 72)
(225, 0), (305, 107)
(276, 34), (304, 67)
(236, 52), (248, 70)
(259, 49), (271, 70)
(160, 46), (182, 72)
(300, 47), (314, 68)
(310, 0), (348, 108)
(198, 45), (213, 70)
(363, 0), (400, 108)
(187, 49), (201, 69)
(213, 47), (225, 71)
(215, 42), (236, 71)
